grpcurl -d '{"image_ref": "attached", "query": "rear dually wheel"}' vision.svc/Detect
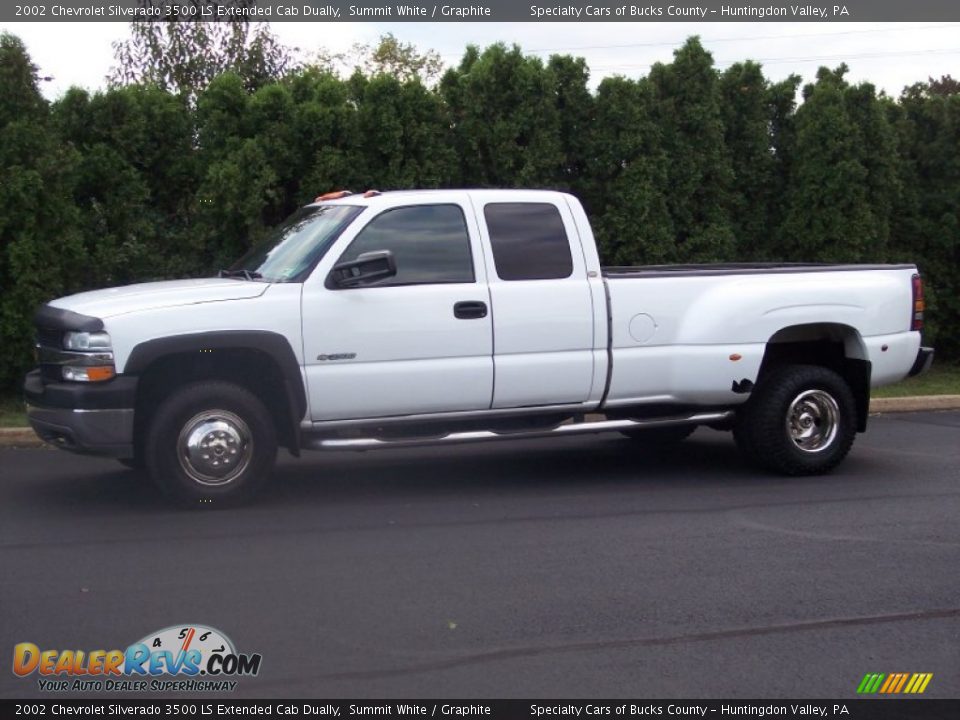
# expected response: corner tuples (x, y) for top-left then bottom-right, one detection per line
(735, 364), (857, 475)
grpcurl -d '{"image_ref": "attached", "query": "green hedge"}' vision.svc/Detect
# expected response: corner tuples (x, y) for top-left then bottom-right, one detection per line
(2, 33), (957, 391)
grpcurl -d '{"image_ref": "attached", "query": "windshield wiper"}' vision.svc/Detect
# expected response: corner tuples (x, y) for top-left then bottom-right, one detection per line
(218, 269), (263, 280)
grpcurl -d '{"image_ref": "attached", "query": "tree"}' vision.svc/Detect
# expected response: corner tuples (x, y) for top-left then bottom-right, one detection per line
(51, 84), (198, 283)
(284, 69), (361, 203)
(890, 78), (960, 356)
(925, 75), (960, 97)
(778, 66), (899, 263)
(347, 72), (457, 189)
(441, 43), (565, 188)
(0, 33), (84, 389)
(0, 32), (46, 126)
(546, 55), (594, 197)
(648, 38), (736, 262)
(109, 16), (297, 96)
(586, 76), (673, 265)
(2, 32), (960, 393)
(316, 33), (444, 85)
(719, 63), (800, 261)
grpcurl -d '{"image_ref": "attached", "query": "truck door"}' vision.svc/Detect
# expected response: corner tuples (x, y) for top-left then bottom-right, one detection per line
(475, 197), (596, 408)
(301, 200), (493, 421)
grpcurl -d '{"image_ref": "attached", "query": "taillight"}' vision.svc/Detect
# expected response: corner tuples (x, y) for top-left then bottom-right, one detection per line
(911, 273), (924, 332)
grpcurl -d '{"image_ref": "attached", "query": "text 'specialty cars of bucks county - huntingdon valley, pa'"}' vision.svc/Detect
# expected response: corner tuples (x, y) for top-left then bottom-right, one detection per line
(24, 189), (934, 506)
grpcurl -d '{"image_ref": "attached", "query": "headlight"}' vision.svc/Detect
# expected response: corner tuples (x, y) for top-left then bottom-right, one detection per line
(63, 331), (112, 351)
(57, 331), (115, 382)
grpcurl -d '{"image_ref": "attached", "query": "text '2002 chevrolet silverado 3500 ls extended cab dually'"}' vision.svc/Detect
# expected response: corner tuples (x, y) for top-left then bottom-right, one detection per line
(25, 189), (934, 506)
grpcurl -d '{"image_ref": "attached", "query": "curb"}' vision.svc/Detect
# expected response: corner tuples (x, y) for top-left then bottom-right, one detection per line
(0, 427), (44, 448)
(868, 394), (960, 414)
(2, 395), (959, 449)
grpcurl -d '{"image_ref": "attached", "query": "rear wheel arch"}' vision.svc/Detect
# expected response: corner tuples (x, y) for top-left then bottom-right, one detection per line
(757, 323), (871, 432)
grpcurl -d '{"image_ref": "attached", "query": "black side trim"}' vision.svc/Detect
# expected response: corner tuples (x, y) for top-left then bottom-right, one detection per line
(842, 358), (872, 433)
(34, 304), (104, 333)
(603, 263), (917, 280)
(731, 379), (754, 394)
(24, 369), (138, 410)
(597, 278), (614, 408)
(124, 331), (307, 425)
(909, 346), (934, 377)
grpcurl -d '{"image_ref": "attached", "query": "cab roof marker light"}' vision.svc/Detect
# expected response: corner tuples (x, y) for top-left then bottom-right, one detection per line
(314, 190), (353, 202)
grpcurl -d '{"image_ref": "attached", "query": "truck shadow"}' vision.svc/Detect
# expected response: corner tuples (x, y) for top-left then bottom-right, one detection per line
(257, 428), (851, 511)
(14, 429), (854, 515)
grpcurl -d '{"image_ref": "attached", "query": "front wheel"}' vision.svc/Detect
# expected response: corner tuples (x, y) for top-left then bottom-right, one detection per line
(145, 381), (277, 507)
(735, 364), (857, 475)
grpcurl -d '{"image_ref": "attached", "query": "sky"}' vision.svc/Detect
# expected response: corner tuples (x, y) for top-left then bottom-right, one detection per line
(2, 21), (958, 100)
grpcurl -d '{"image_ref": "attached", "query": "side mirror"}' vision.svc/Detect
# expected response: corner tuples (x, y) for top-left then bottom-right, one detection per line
(331, 250), (397, 288)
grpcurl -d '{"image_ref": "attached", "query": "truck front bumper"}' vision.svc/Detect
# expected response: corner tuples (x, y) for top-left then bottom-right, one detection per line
(908, 346), (934, 378)
(24, 369), (136, 457)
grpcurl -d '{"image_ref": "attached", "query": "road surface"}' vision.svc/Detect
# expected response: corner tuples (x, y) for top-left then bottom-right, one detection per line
(2, 412), (958, 698)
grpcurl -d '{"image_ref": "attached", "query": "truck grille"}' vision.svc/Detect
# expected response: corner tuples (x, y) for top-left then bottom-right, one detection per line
(35, 326), (62, 349)
(35, 326), (64, 382)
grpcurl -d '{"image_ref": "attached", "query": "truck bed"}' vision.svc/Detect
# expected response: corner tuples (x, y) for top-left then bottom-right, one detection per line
(600, 262), (921, 410)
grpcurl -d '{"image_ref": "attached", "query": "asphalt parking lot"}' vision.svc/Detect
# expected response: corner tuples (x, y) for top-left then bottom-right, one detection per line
(1, 411), (958, 699)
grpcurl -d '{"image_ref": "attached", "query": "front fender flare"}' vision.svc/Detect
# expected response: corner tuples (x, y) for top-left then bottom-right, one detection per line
(124, 331), (306, 453)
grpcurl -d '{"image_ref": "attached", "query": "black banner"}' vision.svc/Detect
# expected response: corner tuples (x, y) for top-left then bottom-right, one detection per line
(4, 0), (960, 23)
(2, 699), (959, 719)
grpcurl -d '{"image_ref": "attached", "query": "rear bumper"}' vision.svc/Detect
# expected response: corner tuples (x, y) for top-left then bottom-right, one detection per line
(23, 369), (136, 457)
(908, 346), (934, 378)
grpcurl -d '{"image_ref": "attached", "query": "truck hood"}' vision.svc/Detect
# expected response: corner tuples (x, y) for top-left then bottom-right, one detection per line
(48, 278), (270, 320)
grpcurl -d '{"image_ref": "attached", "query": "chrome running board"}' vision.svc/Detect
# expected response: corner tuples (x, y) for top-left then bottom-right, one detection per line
(305, 411), (733, 451)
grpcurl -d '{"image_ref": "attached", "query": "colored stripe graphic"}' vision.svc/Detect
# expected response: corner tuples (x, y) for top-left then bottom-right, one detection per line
(881, 673), (896, 693)
(893, 673), (909, 693)
(888, 673), (906, 693)
(857, 672), (932, 694)
(858, 673), (885, 693)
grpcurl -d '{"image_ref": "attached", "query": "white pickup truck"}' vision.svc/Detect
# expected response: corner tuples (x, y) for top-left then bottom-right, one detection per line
(25, 190), (933, 505)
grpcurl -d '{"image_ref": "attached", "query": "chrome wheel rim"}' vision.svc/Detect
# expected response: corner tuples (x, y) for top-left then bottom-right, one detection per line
(786, 389), (839, 453)
(177, 410), (253, 486)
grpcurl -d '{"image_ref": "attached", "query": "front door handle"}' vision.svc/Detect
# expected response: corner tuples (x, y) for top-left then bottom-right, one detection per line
(453, 301), (488, 319)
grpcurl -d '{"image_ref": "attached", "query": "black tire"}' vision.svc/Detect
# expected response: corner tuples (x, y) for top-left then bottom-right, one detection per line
(145, 381), (277, 507)
(736, 364), (857, 475)
(620, 424), (696, 445)
(117, 457), (144, 471)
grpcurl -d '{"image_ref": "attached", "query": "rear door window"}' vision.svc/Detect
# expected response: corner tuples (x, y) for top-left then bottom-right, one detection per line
(484, 203), (574, 281)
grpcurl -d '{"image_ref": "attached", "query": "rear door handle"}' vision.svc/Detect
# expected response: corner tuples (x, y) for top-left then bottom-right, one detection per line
(453, 301), (488, 319)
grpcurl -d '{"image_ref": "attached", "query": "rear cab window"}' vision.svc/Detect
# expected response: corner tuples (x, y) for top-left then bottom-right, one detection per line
(483, 203), (574, 281)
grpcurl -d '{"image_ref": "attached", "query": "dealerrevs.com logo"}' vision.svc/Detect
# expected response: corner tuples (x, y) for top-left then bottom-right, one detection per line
(12, 624), (261, 692)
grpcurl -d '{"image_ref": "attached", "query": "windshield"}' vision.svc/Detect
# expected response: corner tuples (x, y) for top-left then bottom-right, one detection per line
(229, 205), (363, 282)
